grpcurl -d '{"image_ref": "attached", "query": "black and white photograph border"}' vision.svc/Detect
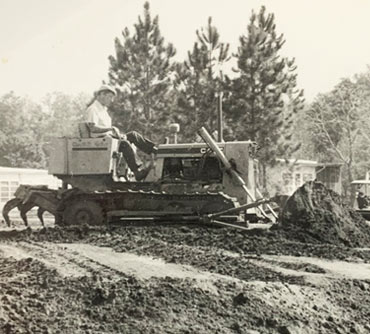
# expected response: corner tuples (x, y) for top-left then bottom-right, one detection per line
(0, 1), (370, 333)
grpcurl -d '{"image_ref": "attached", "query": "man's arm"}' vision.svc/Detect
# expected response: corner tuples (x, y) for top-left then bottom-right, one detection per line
(88, 123), (122, 139)
(88, 123), (113, 133)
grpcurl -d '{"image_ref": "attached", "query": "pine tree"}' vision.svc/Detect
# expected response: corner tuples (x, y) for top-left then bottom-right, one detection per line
(229, 6), (304, 191)
(108, 2), (176, 141)
(173, 17), (230, 141)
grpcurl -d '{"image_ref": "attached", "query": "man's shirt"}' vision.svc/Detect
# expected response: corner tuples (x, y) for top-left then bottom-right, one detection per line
(85, 100), (112, 137)
(86, 100), (112, 128)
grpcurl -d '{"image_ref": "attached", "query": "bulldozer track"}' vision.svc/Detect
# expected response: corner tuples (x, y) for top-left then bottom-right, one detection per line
(3, 187), (239, 227)
(56, 188), (239, 226)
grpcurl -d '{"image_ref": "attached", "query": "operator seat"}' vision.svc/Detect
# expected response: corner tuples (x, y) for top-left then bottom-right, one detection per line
(78, 122), (92, 138)
(77, 122), (129, 180)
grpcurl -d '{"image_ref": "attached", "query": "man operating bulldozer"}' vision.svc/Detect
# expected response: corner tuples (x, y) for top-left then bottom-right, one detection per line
(84, 84), (157, 181)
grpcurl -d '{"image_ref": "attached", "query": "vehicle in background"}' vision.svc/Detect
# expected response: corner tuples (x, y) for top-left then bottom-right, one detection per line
(351, 179), (370, 220)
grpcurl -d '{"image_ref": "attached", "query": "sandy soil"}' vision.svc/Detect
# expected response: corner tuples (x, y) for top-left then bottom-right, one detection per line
(0, 221), (369, 334)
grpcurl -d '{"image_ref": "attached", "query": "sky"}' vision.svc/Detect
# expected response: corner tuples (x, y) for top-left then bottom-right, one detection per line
(1, 0), (370, 101)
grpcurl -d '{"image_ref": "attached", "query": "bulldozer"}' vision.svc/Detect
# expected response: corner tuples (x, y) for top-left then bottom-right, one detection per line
(2, 126), (276, 229)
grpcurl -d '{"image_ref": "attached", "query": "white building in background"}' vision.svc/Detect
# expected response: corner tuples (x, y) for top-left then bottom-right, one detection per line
(267, 159), (342, 196)
(0, 166), (61, 210)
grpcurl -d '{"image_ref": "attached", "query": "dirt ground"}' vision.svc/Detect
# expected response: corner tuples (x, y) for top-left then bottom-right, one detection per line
(1, 182), (370, 333)
(0, 220), (369, 334)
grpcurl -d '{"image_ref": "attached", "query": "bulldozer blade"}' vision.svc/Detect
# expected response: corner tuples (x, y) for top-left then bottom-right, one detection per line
(2, 198), (22, 227)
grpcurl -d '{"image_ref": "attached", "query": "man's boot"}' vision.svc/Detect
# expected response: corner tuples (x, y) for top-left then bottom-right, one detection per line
(134, 165), (152, 181)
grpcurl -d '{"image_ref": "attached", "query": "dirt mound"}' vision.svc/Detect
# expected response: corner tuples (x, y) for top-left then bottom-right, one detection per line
(279, 181), (370, 247)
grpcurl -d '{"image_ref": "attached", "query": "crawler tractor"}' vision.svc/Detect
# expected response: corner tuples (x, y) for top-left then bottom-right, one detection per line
(3, 127), (276, 228)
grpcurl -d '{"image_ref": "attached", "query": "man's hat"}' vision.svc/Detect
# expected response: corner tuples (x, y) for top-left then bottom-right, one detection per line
(96, 84), (116, 96)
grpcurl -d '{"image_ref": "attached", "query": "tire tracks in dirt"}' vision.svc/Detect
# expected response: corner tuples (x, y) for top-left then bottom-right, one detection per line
(0, 241), (239, 290)
(0, 241), (124, 279)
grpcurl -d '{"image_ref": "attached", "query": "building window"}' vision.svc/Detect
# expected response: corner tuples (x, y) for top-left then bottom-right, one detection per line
(0, 181), (19, 203)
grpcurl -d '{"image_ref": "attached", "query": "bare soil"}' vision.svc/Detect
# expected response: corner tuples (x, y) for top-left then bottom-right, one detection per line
(1, 181), (370, 333)
(0, 223), (369, 334)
